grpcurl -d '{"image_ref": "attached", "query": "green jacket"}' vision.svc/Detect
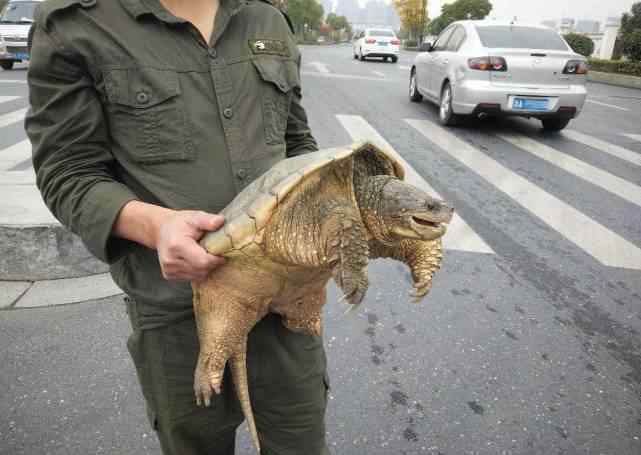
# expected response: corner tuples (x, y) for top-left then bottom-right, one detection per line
(25, 0), (318, 326)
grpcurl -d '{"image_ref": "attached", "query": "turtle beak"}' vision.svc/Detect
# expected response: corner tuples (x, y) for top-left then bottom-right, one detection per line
(407, 201), (453, 240)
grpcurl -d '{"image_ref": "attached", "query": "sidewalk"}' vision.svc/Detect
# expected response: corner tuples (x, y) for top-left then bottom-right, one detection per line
(0, 169), (121, 310)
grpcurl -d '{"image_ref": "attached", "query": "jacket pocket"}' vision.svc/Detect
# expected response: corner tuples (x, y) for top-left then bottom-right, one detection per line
(104, 67), (195, 164)
(251, 57), (299, 146)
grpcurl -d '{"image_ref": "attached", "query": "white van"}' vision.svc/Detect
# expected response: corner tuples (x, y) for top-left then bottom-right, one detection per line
(0, 0), (42, 70)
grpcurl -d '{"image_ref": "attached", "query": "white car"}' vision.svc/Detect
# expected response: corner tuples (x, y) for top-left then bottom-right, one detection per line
(0, 0), (41, 70)
(409, 20), (588, 131)
(353, 28), (400, 63)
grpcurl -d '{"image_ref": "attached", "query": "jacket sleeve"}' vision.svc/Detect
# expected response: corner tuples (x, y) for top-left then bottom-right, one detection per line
(25, 21), (139, 264)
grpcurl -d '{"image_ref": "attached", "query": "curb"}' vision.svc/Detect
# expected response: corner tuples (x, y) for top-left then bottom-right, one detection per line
(0, 273), (123, 310)
(0, 223), (108, 281)
(588, 71), (641, 90)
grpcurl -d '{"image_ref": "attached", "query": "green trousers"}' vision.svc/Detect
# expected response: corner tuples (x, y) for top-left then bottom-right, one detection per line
(126, 300), (331, 455)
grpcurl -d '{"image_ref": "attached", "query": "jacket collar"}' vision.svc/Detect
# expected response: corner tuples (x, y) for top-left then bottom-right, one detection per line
(119, 0), (246, 24)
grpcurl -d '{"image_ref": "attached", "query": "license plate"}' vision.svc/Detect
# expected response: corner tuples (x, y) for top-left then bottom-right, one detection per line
(378, 42), (388, 46)
(14, 52), (29, 60)
(513, 97), (548, 111)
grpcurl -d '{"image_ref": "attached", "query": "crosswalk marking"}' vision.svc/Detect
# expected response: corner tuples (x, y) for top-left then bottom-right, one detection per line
(586, 99), (629, 111)
(0, 80), (27, 84)
(563, 130), (641, 167)
(372, 71), (385, 78)
(406, 118), (641, 270)
(498, 133), (641, 208)
(623, 134), (641, 143)
(309, 62), (330, 74)
(336, 114), (495, 255)
(0, 139), (31, 171)
(0, 96), (20, 105)
(0, 107), (28, 129)
(399, 66), (411, 70)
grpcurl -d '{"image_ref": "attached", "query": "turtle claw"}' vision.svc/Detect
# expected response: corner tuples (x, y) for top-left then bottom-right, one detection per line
(410, 279), (433, 302)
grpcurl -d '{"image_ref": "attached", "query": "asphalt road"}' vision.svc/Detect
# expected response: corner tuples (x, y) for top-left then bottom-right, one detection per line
(2, 45), (641, 454)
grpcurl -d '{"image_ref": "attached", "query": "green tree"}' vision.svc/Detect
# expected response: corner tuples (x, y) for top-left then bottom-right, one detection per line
(0, 0), (8, 13)
(563, 33), (595, 57)
(287, 0), (324, 37)
(620, 2), (641, 61)
(623, 29), (641, 61)
(427, 0), (492, 35)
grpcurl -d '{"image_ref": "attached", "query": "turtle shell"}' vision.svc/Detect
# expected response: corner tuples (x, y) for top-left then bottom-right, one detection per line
(200, 141), (405, 256)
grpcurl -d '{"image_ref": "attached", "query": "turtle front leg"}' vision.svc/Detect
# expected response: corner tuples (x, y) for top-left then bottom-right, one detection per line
(370, 238), (443, 302)
(326, 216), (370, 306)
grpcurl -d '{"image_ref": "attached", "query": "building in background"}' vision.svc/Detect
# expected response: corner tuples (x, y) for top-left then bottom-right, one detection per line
(576, 19), (600, 34)
(335, 0), (400, 30)
(541, 20), (557, 29)
(540, 16), (620, 59)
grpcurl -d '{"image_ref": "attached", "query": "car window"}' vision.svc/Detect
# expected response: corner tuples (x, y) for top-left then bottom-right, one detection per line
(446, 26), (466, 51)
(368, 30), (395, 37)
(0, 1), (38, 23)
(476, 26), (568, 50)
(432, 27), (455, 51)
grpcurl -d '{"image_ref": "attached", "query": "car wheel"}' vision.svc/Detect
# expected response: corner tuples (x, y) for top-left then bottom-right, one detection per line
(0, 61), (14, 70)
(359, 49), (365, 61)
(409, 70), (423, 102)
(438, 82), (461, 126)
(541, 117), (571, 132)
(353, 52), (358, 59)
(392, 56), (398, 63)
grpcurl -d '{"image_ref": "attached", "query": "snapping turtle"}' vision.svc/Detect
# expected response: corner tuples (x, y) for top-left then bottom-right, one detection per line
(192, 142), (453, 452)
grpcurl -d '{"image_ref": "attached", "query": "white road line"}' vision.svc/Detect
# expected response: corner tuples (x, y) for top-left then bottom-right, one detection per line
(399, 65), (411, 70)
(406, 118), (641, 270)
(0, 79), (27, 84)
(0, 107), (28, 129)
(498, 133), (641, 208)
(372, 70), (385, 77)
(586, 99), (629, 111)
(301, 71), (396, 83)
(309, 61), (331, 74)
(336, 114), (494, 255)
(623, 133), (641, 143)
(0, 96), (20, 105)
(563, 130), (641, 167)
(0, 139), (31, 171)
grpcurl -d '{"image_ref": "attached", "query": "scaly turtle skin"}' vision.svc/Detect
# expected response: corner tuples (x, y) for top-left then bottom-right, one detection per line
(192, 142), (453, 452)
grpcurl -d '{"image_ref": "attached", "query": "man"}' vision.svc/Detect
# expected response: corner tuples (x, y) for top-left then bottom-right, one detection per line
(25, 0), (330, 453)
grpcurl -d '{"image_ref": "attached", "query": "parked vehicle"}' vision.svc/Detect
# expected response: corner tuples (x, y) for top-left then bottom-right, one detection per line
(409, 20), (588, 131)
(353, 28), (400, 63)
(0, 0), (41, 70)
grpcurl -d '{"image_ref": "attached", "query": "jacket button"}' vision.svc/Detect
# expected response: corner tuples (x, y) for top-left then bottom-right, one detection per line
(223, 107), (233, 119)
(208, 48), (217, 59)
(236, 169), (247, 180)
(136, 91), (150, 105)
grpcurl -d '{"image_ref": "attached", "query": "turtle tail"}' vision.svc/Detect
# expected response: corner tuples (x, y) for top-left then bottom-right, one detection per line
(230, 349), (261, 454)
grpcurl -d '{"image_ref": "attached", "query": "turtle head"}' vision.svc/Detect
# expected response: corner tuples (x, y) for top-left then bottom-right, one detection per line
(362, 177), (454, 243)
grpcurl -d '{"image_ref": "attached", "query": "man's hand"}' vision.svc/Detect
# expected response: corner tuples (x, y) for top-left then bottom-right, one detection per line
(114, 201), (226, 282)
(156, 211), (226, 281)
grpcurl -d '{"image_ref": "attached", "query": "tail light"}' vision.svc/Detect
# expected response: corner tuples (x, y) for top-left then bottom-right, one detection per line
(391, 39), (400, 45)
(563, 60), (588, 75)
(468, 56), (507, 72)
(365, 38), (376, 44)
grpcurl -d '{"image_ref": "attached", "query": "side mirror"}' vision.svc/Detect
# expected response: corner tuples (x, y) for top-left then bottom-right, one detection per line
(420, 41), (433, 52)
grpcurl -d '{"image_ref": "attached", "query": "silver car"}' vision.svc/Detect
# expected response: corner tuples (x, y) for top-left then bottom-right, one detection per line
(409, 21), (588, 131)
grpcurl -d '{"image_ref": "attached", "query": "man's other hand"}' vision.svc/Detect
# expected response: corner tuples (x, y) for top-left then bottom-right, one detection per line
(156, 211), (226, 282)
(114, 201), (226, 282)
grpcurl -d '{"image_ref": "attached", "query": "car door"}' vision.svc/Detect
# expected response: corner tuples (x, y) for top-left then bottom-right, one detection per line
(423, 26), (455, 98)
(429, 26), (461, 97)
